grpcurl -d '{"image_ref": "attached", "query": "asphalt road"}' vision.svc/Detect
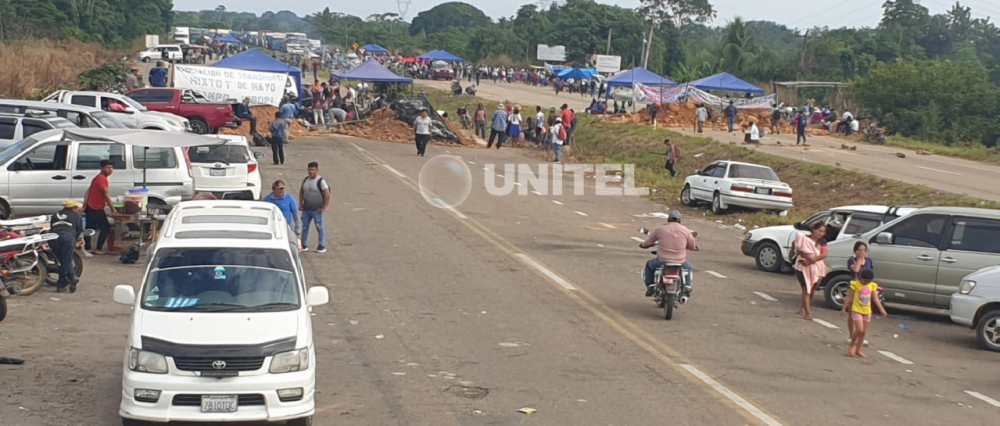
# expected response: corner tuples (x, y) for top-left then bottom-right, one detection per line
(2, 134), (998, 426)
(420, 79), (1000, 202)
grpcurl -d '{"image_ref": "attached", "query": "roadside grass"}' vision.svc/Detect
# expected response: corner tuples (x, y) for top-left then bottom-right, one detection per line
(884, 135), (1000, 164)
(0, 39), (124, 99)
(416, 85), (995, 229)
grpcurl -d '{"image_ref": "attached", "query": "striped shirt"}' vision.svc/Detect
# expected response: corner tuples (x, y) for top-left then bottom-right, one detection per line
(491, 110), (508, 131)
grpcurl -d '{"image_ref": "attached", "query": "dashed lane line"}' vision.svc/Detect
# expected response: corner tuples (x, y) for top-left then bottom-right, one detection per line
(630, 236), (645, 243)
(382, 165), (406, 178)
(705, 270), (728, 279)
(878, 351), (914, 365)
(753, 291), (778, 302)
(574, 211), (588, 216)
(552, 200), (564, 205)
(349, 142), (365, 152)
(680, 364), (784, 426)
(917, 166), (962, 176)
(812, 318), (840, 330)
(599, 222), (616, 229)
(531, 190), (543, 196)
(516, 254), (576, 291)
(964, 391), (1000, 408)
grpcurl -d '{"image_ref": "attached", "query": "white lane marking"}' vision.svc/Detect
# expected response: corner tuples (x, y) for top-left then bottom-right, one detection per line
(531, 190), (543, 196)
(917, 166), (962, 176)
(383, 165), (406, 178)
(630, 236), (645, 242)
(516, 254), (576, 291)
(679, 364), (784, 426)
(964, 391), (1000, 408)
(469, 161), (476, 165)
(812, 318), (840, 329)
(705, 270), (728, 279)
(552, 200), (564, 205)
(753, 291), (778, 302)
(574, 211), (588, 216)
(497, 174), (505, 178)
(349, 143), (365, 152)
(513, 182), (522, 186)
(822, 148), (857, 156)
(599, 222), (616, 229)
(878, 351), (914, 365)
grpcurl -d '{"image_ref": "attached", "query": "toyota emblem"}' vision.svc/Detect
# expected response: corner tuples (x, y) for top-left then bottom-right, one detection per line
(211, 360), (227, 370)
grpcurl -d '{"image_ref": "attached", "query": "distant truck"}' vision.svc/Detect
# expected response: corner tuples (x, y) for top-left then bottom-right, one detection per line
(171, 26), (190, 45)
(126, 88), (237, 134)
(41, 90), (190, 132)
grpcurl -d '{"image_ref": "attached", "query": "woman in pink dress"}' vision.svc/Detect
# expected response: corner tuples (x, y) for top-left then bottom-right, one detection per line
(794, 222), (829, 320)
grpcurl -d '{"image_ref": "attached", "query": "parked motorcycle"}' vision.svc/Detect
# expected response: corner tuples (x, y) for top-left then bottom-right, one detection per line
(0, 276), (14, 323)
(639, 227), (697, 320)
(457, 105), (471, 130)
(863, 122), (887, 145)
(0, 215), (90, 287)
(0, 232), (54, 296)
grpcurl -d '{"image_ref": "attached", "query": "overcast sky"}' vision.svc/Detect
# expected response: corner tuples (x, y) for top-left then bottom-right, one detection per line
(175, 0), (1000, 30)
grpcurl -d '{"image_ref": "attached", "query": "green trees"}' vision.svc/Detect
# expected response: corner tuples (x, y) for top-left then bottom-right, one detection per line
(408, 2), (490, 37)
(0, 0), (174, 46)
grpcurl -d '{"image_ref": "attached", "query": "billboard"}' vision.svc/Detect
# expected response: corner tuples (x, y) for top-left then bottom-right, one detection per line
(537, 44), (567, 62)
(594, 55), (622, 73)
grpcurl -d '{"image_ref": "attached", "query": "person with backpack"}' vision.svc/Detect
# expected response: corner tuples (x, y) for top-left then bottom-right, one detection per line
(299, 162), (331, 253)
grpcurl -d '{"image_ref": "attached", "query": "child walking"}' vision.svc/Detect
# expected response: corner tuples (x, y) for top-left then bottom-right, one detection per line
(840, 269), (887, 358)
(846, 241), (874, 344)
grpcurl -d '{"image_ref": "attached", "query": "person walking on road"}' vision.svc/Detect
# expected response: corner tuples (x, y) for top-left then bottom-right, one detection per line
(473, 103), (487, 139)
(724, 101), (737, 132)
(795, 111), (808, 145)
(265, 179), (302, 246)
(299, 162), (331, 253)
(414, 109), (432, 157)
(84, 160), (117, 255)
(126, 67), (141, 91)
(269, 111), (288, 165)
(840, 269), (886, 358)
(50, 200), (84, 293)
(794, 222), (828, 321)
(770, 103), (782, 135)
(695, 104), (708, 133)
(488, 103), (508, 149)
(664, 139), (680, 177)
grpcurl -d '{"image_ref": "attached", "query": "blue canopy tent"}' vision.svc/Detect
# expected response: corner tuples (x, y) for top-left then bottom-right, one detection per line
(686, 72), (764, 95)
(333, 58), (412, 83)
(217, 34), (243, 45)
(417, 50), (465, 62)
(212, 49), (302, 97)
(605, 67), (676, 89)
(556, 67), (598, 80)
(362, 44), (389, 55)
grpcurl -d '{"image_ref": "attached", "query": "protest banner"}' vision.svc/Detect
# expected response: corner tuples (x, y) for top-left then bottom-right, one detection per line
(633, 84), (686, 103)
(173, 65), (289, 106)
(631, 83), (778, 109)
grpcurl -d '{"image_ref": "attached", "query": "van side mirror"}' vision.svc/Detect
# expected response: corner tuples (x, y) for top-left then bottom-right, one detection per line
(306, 286), (329, 306)
(875, 232), (894, 245)
(695, 170), (704, 176)
(253, 151), (265, 159)
(114, 284), (136, 305)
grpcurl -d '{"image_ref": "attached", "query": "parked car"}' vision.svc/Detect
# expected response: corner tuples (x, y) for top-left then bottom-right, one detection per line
(821, 207), (1000, 311)
(138, 44), (184, 62)
(950, 266), (1000, 352)
(741, 205), (918, 273)
(0, 100), (128, 130)
(127, 88), (238, 134)
(0, 129), (195, 219)
(113, 200), (328, 426)
(0, 113), (76, 149)
(188, 135), (266, 200)
(42, 90), (190, 132)
(680, 160), (793, 215)
(431, 61), (455, 80)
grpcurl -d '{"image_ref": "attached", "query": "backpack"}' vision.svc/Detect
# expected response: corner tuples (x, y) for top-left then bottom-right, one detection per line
(252, 131), (269, 147)
(302, 176), (326, 192)
(557, 124), (567, 141)
(119, 243), (140, 264)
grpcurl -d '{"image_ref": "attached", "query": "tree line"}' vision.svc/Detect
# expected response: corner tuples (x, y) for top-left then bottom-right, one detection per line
(0, 0), (174, 46)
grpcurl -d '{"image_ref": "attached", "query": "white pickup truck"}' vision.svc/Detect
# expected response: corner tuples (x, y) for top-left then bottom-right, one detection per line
(42, 90), (190, 132)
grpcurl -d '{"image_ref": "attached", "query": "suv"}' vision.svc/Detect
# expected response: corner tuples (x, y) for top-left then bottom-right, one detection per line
(0, 114), (76, 149)
(741, 205), (917, 273)
(950, 266), (1000, 352)
(0, 100), (128, 130)
(42, 90), (190, 132)
(821, 207), (1000, 310)
(112, 200), (328, 426)
(188, 135), (266, 200)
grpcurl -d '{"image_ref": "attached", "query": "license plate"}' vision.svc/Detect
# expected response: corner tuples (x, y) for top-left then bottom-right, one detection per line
(201, 395), (238, 413)
(210, 168), (226, 177)
(754, 187), (771, 195)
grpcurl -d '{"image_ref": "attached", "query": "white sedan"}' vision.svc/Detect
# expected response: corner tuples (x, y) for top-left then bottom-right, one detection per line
(680, 160), (793, 215)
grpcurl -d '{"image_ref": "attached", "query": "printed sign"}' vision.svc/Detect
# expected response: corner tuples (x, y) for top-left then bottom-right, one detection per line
(173, 65), (288, 106)
(631, 83), (777, 109)
(537, 44), (567, 62)
(593, 55), (622, 73)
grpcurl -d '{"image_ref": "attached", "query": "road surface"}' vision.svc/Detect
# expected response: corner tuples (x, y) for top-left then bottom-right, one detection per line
(1, 134), (998, 426)
(420, 79), (1000, 202)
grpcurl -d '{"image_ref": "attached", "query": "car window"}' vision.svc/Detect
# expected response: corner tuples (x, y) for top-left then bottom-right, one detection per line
(133, 146), (177, 169)
(0, 117), (16, 139)
(728, 164), (780, 181)
(710, 165), (727, 178)
(947, 218), (1000, 254)
(187, 145), (250, 164)
(70, 95), (98, 108)
(802, 211), (831, 227)
(882, 214), (949, 248)
(843, 215), (882, 235)
(9, 142), (70, 171)
(89, 111), (128, 128)
(76, 143), (126, 170)
(20, 119), (50, 138)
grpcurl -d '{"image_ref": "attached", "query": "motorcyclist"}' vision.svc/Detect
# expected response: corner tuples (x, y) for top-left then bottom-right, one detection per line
(50, 200), (85, 293)
(639, 210), (697, 297)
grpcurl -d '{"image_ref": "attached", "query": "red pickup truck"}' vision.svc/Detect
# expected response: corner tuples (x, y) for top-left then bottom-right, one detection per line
(126, 88), (238, 134)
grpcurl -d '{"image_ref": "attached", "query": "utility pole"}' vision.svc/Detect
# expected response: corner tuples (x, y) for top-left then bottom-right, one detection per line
(606, 28), (612, 54)
(797, 29), (810, 79)
(642, 24), (655, 69)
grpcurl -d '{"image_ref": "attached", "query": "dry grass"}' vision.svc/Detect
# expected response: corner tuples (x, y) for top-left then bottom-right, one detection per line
(0, 39), (124, 99)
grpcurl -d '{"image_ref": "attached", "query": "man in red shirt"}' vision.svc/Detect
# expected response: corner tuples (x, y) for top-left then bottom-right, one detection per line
(560, 104), (575, 145)
(84, 160), (118, 255)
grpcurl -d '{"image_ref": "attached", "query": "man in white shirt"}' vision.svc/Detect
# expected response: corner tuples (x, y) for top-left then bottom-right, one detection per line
(695, 105), (708, 133)
(535, 106), (545, 148)
(748, 121), (761, 143)
(550, 117), (565, 163)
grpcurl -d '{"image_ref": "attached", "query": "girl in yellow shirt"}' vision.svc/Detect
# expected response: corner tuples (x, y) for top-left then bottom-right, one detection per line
(840, 269), (887, 358)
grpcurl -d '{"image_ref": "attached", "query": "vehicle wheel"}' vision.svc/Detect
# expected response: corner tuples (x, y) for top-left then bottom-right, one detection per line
(0, 200), (10, 220)
(189, 118), (210, 134)
(823, 275), (851, 310)
(141, 57), (150, 63)
(0, 296), (7, 323)
(754, 241), (783, 273)
(15, 262), (48, 296)
(122, 418), (150, 426)
(74, 251), (85, 279)
(286, 417), (313, 426)
(680, 185), (696, 206)
(976, 309), (1000, 352)
(43, 251), (59, 286)
(711, 192), (726, 215)
(664, 294), (675, 320)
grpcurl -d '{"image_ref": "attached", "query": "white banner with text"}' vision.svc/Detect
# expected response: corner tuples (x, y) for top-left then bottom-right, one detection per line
(173, 65), (288, 106)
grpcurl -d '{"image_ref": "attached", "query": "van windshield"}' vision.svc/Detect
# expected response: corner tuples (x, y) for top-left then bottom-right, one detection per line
(0, 135), (42, 165)
(141, 248), (300, 312)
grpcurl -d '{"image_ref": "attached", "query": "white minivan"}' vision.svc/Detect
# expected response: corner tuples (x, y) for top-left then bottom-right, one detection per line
(188, 135), (266, 200)
(113, 200), (329, 425)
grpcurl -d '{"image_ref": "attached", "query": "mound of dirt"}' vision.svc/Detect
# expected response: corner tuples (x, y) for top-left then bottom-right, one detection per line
(219, 106), (316, 138)
(601, 101), (831, 136)
(332, 96), (475, 146)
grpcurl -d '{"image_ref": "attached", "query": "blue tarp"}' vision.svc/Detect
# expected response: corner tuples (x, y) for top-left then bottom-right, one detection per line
(557, 68), (598, 80)
(212, 49), (302, 94)
(604, 67), (676, 87)
(362, 44), (389, 54)
(333, 58), (412, 83)
(217, 34), (243, 45)
(417, 50), (464, 62)
(686, 72), (764, 95)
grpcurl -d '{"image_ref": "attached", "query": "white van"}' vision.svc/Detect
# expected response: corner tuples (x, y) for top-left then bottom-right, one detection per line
(139, 45), (184, 62)
(188, 135), (266, 200)
(113, 200), (329, 425)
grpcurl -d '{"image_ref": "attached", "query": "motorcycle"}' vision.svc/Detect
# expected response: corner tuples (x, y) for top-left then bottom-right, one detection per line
(0, 276), (14, 323)
(0, 216), (92, 292)
(0, 232), (55, 296)
(863, 122), (886, 145)
(639, 227), (697, 320)
(457, 105), (471, 130)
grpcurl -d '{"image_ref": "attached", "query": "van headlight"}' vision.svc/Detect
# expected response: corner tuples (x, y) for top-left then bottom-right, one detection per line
(269, 348), (310, 373)
(128, 347), (168, 374)
(167, 119), (183, 127)
(744, 232), (753, 240)
(959, 280), (977, 295)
